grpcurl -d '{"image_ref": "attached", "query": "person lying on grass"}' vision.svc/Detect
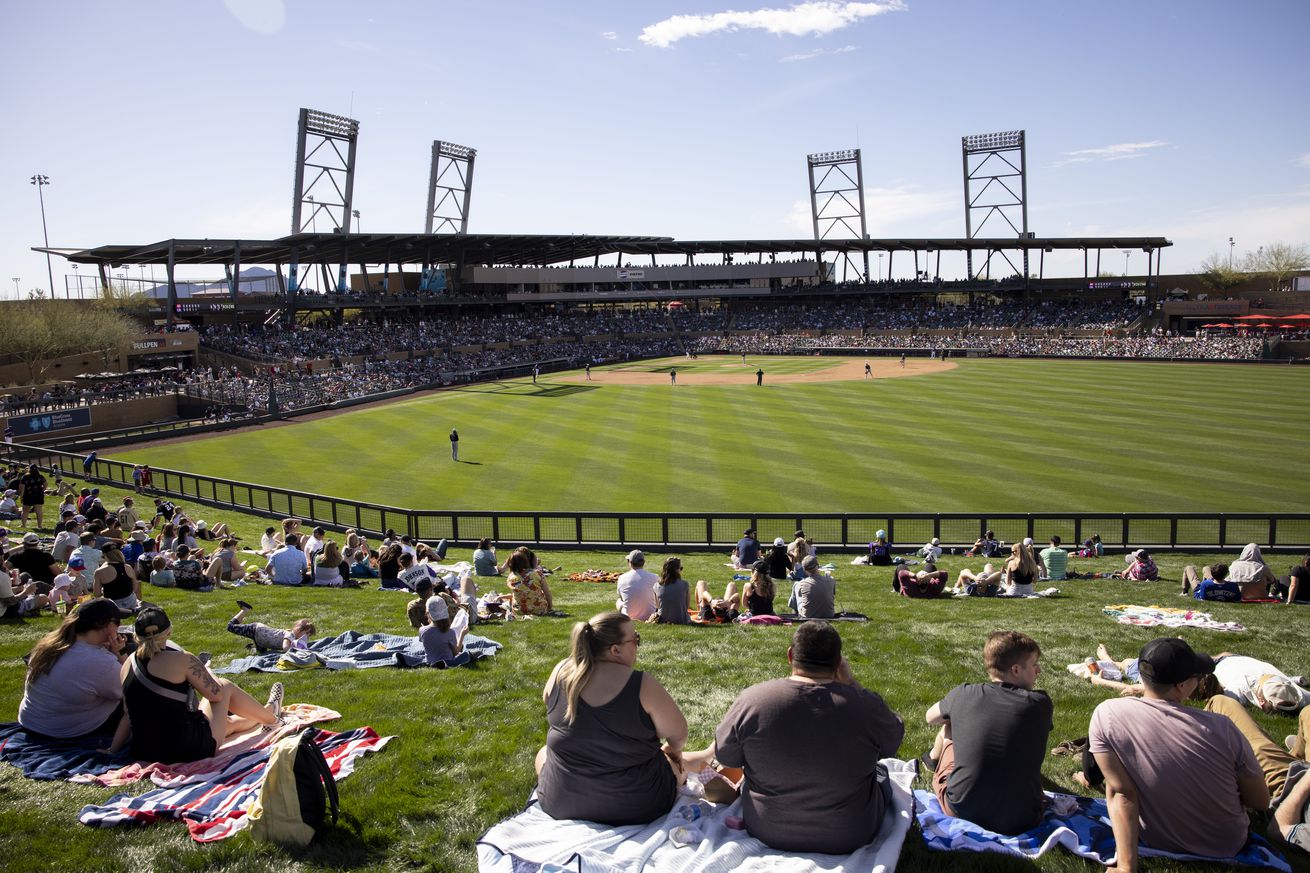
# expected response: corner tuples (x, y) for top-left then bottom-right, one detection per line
(227, 601), (315, 653)
(953, 562), (1001, 596)
(1179, 562), (1240, 601)
(1112, 549), (1159, 582)
(535, 612), (688, 826)
(105, 606), (284, 764)
(922, 631), (1052, 835)
(1077, 642), (1220, 700)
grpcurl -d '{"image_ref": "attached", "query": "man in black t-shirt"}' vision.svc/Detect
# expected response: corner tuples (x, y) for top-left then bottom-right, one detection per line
(923, 630), (1053, 834)
(7, 533), (58, 585)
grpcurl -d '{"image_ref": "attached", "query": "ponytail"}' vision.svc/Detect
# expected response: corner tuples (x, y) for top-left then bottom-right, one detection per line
(25, 616), (81, 686)
(137, 629), (169, 658)
(556, 611), (628, 724)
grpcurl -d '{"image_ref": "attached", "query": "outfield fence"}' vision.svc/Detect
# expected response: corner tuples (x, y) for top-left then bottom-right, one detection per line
(4, 445), (1307, 553)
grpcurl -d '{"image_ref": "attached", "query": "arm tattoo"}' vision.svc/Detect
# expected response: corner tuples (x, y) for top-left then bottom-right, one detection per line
(188, 655), (223, 698)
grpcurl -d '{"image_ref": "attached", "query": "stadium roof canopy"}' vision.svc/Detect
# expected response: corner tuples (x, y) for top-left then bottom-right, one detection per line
(40, 233), (1172, 269)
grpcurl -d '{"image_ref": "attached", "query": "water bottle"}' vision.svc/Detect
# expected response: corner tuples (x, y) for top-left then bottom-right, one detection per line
(674, 800), (710, 822)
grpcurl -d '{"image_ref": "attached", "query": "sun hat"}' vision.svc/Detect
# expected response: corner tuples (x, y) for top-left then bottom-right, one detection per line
(425, 595), (450, 623)
(1261, 676), (1303, 712)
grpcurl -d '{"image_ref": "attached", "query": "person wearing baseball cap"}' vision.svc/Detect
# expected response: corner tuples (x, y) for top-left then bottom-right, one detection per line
(17, 598), (133, 740)
(9, 532), (58, 585)
(1085, 637), (1268, 866)
(616, 550), (658, 622)
(109, 605), (284, 763)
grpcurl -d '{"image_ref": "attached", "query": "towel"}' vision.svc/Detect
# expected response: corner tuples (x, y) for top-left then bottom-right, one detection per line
(217, 630), (502, 672)
(477, 758), (917, 873)
(78, 727), (391, 843)
(914, 789), (1288, 871)
(1104, 604), (1246, 632)
(71, 703), (340, 787)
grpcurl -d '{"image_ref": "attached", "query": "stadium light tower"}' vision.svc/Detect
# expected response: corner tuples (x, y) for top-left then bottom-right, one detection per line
(30, 174), (55, 298)
(806, 149), (869, 282)
(961, 130), (1029, 279)
(426, 141), (476, 234)
(10, 277), (20, 299)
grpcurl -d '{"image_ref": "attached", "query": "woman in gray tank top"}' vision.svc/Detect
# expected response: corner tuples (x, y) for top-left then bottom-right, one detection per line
(535, 612), (688, 825)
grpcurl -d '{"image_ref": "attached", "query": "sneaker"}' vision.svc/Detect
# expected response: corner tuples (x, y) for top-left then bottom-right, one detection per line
(236, 600), (253, 611)
(1291, 676), (1307, 688)
(918, 751), (937, 773)
(1287, 735), (1299, 755)
(265, 682), (284, 719)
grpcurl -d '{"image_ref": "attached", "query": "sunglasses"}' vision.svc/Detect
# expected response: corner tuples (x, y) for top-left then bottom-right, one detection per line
(621, 633), (641, 647)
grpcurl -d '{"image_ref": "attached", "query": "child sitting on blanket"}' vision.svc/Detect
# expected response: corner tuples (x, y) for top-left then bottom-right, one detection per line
(419, 595), (468, 665)
(226, 601), (316, 652)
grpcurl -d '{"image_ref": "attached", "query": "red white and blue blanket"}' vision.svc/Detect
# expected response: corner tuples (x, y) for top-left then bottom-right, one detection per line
(78, 727), (390, 842)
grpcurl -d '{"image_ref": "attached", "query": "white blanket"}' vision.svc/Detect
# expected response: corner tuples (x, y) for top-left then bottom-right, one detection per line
(477, 758), (917, 873)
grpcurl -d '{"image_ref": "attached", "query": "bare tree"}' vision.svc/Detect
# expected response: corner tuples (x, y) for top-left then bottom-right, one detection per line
(0, 302), (139, 384)
(1196, 252), (1245, 292)
(1242, 242), (1310, 292)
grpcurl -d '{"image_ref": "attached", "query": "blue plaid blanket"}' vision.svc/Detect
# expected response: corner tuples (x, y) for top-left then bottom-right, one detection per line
(914, 789), (1289, 871)
(215, 629), (502, 672)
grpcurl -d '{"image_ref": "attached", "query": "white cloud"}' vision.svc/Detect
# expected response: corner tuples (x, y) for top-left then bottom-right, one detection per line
(779, 43), (857, 62)
(600, 31), (617, 40)
(1052, 140), (1169, 168)
(1295, 153), (1310, 168)
(639, 1), (904, 48)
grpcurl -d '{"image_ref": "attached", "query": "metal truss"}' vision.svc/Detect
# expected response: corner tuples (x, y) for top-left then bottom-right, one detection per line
(426, 140), (476, 234)
(962, 130), (1029, 280)
(807, 149), (869, 282)
(291, 108), (360, 235)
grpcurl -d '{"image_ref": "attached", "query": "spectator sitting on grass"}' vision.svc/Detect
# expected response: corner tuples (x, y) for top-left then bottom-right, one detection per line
(350, 549), (379, 578)
(148, 555), (175, 588)
(227, 601), (315, 652)
(1113, 549), (1159, 581)
(205, 537), (245, 585)
(615, 550), (657, 621)
(1229, 543), (1278, 600)
(868, 530), (893, 566)
(652, 557), (691, 624)
(1041, 536), (1069, 581)
(396, 551), (433, 592)
(472, 538), (500, 577)
(1180, 562), (1240, 601)
(2, 570), (51, 618)
(1080, 638), (1268, 867)
(918, 537), (943, 563)
(742, 559), (776, 616)
(171, 545), (208, 591)
(312, 541), (350, 587)
(1276, 554), (1310, 605)
(923, 631), (1052, 834)
(259, 526), (280, 556)
(790, 555), (837, 617)
(93, 544), (141, 610)
(1004, 543), (1041, 596)
(419, 595), (468, 666)
(266, 534), (308, 586)
(509, 547), (553, 616)
(407, 578), (437, 629)
(967, 530), (1003, 558)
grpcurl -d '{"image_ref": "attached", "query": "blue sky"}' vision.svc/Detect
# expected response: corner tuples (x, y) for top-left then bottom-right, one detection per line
(2, 0), (1308, 295)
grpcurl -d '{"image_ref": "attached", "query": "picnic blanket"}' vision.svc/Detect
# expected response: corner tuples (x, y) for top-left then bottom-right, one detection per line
(216, 630), (502, 672)
(79, 726), (390, 843)
(477, 757), (916, 873)
(914, 789), (1289, 871)
(71, 703), (340, 787)
(1104, 604), (1246, 632)
(568, 570), (621, 584)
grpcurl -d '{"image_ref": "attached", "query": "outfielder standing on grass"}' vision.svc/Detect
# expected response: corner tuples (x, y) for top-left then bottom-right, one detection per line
(669, 369), (676, 385)
(756, 368), (764, 386)
(450, 429), (459, 461)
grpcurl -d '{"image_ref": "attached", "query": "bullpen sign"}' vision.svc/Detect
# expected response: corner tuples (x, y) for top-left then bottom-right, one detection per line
(9, 408), (92, 435)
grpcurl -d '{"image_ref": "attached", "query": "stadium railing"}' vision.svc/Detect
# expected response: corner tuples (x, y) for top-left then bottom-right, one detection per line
(4, 445), (1307, 553)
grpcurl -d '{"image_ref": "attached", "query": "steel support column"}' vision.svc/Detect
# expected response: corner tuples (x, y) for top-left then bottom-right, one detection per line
(807, 149), (869, 283)
(425, 141), (476, 234)
(962, 130), (1028, 280)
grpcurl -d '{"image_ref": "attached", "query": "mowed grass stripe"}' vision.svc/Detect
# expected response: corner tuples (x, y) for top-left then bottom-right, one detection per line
(121, 358), (1310, 514)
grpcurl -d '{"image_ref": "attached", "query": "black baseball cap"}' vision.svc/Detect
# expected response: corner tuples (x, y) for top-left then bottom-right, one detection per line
(1138, 638), (1214, 686)
(135, 606), (172, 638)
(73, 598), (134, 630)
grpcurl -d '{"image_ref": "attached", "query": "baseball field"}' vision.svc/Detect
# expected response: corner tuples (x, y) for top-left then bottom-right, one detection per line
(123, 356), (1310, 514)
(3, 357), (1309, 873)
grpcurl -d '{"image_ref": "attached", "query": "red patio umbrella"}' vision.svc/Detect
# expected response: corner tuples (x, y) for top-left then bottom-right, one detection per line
(1201, 323), (1219, 328)
(1236, 314), (1269, 320)
(1279, 324), (1299, 329)
(1212, 323), (1234, 328)
(1282, 314), (1310, 320)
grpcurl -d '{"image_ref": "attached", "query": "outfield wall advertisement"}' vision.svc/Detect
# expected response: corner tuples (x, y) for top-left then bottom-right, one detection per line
(8, 408), (92, 436)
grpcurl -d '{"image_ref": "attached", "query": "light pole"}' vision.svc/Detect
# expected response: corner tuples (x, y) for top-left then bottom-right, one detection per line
(1229, 237), (1235, 269)
(877, 252), (884, 281)
(71, 263), (79, 299)
(1123, 250), (1130, 276)
(30, 174), (55, 298)
(11, 277), (20, 299)
(351, 209), (360, 232)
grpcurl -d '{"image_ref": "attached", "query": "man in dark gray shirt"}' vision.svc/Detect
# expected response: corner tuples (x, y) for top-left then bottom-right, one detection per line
(923, 630), (1053, 834)
(789, 555), (836, 618)
(686, 622), (904, 853)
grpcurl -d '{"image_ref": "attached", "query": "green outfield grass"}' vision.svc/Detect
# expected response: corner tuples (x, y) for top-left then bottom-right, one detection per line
(122, 357), (1310, 514)
(1, 485), (1309, 872)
